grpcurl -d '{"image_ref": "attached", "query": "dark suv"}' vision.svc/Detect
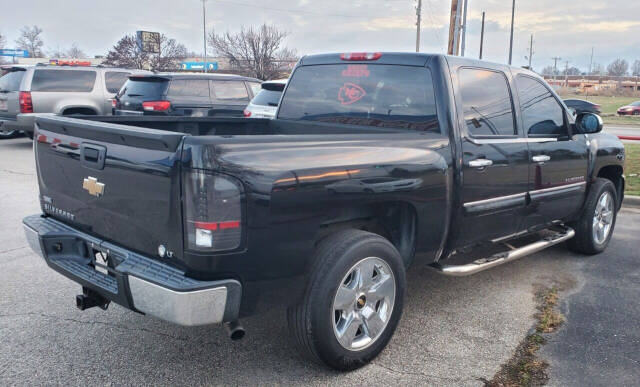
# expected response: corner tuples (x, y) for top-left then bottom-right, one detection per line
(114, 73), (261, 117)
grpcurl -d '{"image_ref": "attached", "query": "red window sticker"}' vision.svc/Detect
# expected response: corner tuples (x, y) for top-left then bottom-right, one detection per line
(341, 64), (370, 77)
(338, 83), (367, 105)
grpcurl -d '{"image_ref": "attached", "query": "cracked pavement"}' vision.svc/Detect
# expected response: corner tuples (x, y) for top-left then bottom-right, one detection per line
(1, 136), (638, 385)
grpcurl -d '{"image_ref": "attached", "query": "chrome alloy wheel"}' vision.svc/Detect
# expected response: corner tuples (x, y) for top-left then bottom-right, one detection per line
(593, 191), (614, 245)
(332, 256), (396, 351)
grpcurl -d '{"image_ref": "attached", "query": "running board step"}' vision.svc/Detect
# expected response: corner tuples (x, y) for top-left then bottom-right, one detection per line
(429, 226), (575, 277)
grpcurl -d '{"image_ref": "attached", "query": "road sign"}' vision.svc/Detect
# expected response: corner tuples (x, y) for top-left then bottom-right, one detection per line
(180, 62), (218, 71)
(0, 49), (29, 57)
(136, 31), (160, 54)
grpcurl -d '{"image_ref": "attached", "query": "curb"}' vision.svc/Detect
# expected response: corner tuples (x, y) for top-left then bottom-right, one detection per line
(618, 135), (640, 141)
(623, 195), (640, 208)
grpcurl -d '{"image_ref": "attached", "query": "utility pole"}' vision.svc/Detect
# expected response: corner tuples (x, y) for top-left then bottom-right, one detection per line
(202, 0), (208, 73)
(564, 60), (570, 87)
(552, 56), (561, 84)
(527, 34), (533, 69)
(460, 0), (468, 56)
(415, 0), (422, 52)
(588, 47), (594, 76)
(479, 11), (485, 60)
(447, 0), (460, 55)
(508, 0), (515, 64)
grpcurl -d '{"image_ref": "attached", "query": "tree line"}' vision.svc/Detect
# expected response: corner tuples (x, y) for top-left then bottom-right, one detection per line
(542, 59), (640, 77)
(0, 24), (296, 80)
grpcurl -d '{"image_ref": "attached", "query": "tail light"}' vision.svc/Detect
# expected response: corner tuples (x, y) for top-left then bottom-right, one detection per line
(142, 100), (171, 112)
(340, 52), (382, 61)
(19, 91), (33, 113)
(183, 170), (243, 252)
(110, 99), (117, 108)
(243, 109), (251, 117)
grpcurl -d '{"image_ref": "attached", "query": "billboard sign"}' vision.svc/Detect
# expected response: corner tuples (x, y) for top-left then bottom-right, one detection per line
(180, 61), (218, 71)
(136, 31), (161, 54)
(0, 49), (29, 57)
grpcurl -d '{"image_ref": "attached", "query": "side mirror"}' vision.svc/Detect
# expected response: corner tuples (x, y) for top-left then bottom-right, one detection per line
(576, 112), (603, 134)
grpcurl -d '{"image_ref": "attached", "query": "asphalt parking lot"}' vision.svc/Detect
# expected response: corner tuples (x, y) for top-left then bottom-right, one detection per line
(0, 136), (638, 386)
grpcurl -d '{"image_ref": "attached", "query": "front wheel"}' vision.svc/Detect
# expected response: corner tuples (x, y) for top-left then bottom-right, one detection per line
(288, 230), (405, 371)
(0, 129), (19, 139)
(567, 178), (618, 254)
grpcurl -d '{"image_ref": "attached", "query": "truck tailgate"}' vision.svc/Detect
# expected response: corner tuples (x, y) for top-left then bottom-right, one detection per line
(34, 116), (187, 259)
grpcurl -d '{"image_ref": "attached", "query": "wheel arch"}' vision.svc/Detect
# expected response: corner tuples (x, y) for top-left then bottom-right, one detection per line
(596, 165), (624, 210)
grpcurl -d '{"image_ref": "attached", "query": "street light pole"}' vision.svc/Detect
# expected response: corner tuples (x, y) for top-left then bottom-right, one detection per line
(479, 11), (485, 59)
(460, 0), (468, 57)
(508, 0), (515, 65)
(415, 0), (422, 52)
(202, 0), (207, 73)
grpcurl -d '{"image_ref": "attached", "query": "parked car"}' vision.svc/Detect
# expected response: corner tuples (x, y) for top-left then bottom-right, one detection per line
(563, 98), (601, 115)
(243, 78), (287, 119)
(0, 64), (142, 138)
(114, 73), (262, 117)
(617, 101), (640, 115)
(0, 65), (29, 138)
(24, 52), (624, 371)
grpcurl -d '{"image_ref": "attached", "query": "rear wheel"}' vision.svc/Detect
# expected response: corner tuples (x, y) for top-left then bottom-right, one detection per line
(634, 110), (640, 116)
(567, 178), (617, 254)
(288, 230), (405, 371)
(0, 129), (19, 139)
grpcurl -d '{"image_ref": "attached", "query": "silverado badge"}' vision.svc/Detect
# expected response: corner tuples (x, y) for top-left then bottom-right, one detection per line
(83, 176), (105, 197)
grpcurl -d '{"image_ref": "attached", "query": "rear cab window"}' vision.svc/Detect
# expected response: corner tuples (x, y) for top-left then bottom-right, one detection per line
(458, 68), (516, 137)
(277, 64), (440, 132)
(0, 70), (25, 91)
(104, 72), (131, 93)
(211, 81), (249, 102)
(31, 69), (97, 92)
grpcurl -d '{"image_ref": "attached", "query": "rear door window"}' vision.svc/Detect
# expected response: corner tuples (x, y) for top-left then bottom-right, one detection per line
(211, 81), (249, 101)
(458, 68), (516, 137)
(0, 70), (25, 91)
(104, 72), (131, 93)
(278, 64), (439, 132)
(31, 70), (97, 92)
(168, 79), (210, 97)
(515, 75), (566, 136)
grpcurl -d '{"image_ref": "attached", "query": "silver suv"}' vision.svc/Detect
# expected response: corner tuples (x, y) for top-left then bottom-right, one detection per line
(0, 64), (147, 138)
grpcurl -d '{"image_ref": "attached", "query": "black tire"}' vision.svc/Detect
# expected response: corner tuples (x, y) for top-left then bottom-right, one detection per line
(633, 110), (640, 116)
(25, 131), (34, 140)
(287, 229), (406, 371)
(0, 129), (19, 139)
(567, 178), (618, 255)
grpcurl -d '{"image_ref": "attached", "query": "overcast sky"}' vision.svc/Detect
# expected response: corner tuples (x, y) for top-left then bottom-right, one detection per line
(2, 0), (639, 72)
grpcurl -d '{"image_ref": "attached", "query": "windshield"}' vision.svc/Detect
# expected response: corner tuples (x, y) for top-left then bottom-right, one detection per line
(278, 64), (439, 132)
(0, 70), (26, 92)
(250, 89), (282, 107)
(118, 78), (168, 99)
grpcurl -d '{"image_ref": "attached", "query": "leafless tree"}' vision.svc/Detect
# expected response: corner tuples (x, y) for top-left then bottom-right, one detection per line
(48, 45), (67, 58)
(208, 24), (297, 80)
(562, 66), (582, 76)
(607, 58), (628, 77)
(632, 60), (640, 77)
(66, 43), (87, 59)
(103, 34), (187, 71)
(541, 65), (557, 76)
(16, 25), (44, 58)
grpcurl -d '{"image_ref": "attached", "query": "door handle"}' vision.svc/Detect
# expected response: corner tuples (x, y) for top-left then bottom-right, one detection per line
(532, 155), (551, 163)
(468, 159), (493, 168)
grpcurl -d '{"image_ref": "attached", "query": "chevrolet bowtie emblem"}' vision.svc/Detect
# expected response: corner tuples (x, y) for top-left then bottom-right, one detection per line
(82, 176), (105, 197)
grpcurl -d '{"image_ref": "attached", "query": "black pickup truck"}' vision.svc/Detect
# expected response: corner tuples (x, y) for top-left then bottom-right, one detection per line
(23, 52), (625, 370)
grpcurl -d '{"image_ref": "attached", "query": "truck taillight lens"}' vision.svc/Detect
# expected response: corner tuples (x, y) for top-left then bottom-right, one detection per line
(19, 91), (33, 113)
(183, 170), (243, 252)
(243, 109), (251, 117)
(142, 100), (171, 111)
(111, 99), (117, 108)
